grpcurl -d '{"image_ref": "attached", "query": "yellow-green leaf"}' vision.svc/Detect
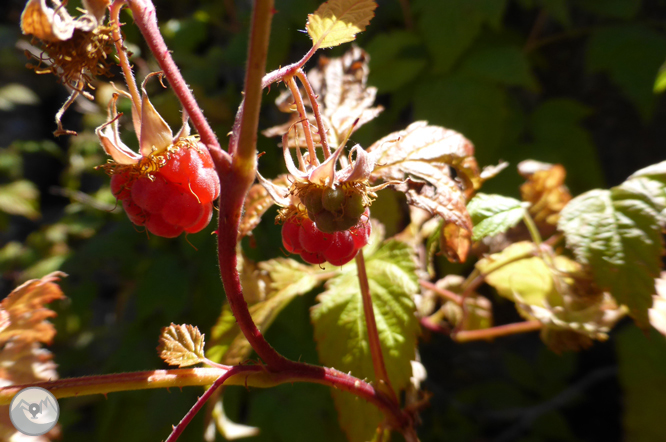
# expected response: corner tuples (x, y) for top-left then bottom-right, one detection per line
(306, 0), (377, 49)
(157, 323), (206, 367)
(0, 180), (40, 220)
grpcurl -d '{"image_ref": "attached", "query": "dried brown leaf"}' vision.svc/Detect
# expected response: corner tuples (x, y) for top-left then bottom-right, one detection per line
(0, 271), (66, 345)
(373, 123), (476, 262)
(240, 175), (290, 238)
(158, 323), (206, 367)
(0, 273), (64, 442)
(263, 47), (382, 148)
(306, 0), (377, 49)
(519, 160), (571, 236)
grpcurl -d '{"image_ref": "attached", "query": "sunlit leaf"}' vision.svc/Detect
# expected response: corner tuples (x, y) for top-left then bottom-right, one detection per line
(467, 193), (527, 241)
(207, 257), (329, 365)
(369, 122), (477, 262)
(558, 185), (664, 328)
(0, 180), (40, 219)
(311, 241), (418, 441)
(306, 0), (377, 49)
(158, 323), (206, 367)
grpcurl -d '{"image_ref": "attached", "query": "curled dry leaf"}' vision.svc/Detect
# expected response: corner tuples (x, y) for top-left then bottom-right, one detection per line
(306, 0), (378, 49)
(0, 272), (65, 441)
(370, 122), (478, 262)
(263, 47), (383, 149)
(240, 175), (290, 238)
(518, 160), (571, 236)
(157, 323), (206, 367)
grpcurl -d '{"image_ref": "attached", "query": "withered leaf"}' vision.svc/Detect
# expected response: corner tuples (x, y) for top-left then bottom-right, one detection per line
(158, 323), (206, 367)
(263, 47), (383, 149)
(306, 0), (377, 49)
(371, 122), (476, 262)
(240, 175), (290, 238)
(518, 160), (571, 236)
(0, 273), (64, 442)
(0, 271), (66, 345)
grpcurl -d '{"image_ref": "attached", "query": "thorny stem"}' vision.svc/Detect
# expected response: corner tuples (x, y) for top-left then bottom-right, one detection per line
(0, 366), (408, 430)
(217, 0), (288, 370)
(125, 0), (228, 165)
(165, 367), (239, 442)
(453, 321), (543, 342)
(355, 250), (398, 403)
(110, 0), (142, 136)
(286, 76), (318, 165)
(295, 68), (331, 158)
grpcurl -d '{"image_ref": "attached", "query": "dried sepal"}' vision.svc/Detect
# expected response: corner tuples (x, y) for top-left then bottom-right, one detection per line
(139, 73), (174, 157)
(263, 47), (382, 148)
(157, 323), (206, 367)
(306, 0), (377, 49)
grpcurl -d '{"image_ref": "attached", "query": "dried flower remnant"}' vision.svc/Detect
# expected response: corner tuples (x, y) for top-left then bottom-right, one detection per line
(96, 74), (220, 237)
(21, 0), (115, 135)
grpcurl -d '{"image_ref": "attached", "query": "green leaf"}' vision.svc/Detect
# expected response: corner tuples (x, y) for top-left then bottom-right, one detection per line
(0, 180), (40, 220)
(578, 0), (641, 19)
(617, 326), (666, 442)
(587, 25), (666, 119)
(0, 83), (39, 111)
(157, 323), (206, 367)
(526, 99), (604, 193)
(311, 241), (419, 441)
(414, 76), (508, 156)
(467, 193), (527, 241)
(207, 258), (327, 364)
(459, 45), (538, 89)
(558, 187), (664, 328)
(366, 31), (427, 92)
(654, 62), (666, 93)
(306, 0), (378, 49)
(414, 0), (507, 73)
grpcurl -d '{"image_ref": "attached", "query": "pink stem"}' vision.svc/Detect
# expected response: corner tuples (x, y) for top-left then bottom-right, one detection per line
(165, 366), (240, 442)
(126, 0), (229, 165)
(296, 68), (331, 158)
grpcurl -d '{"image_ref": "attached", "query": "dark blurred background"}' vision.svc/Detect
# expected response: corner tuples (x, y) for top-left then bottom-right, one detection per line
(1, 0), (666, 441)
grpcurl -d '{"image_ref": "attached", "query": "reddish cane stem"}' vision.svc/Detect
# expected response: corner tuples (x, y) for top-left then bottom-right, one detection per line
(453, 321), (543, 342)
(295, 68), (331, 158)
(286, 76), (318, 165)
(165, 367), (239, 442)
(126, 0), (227, 162)
(419, 280), (463, 305)
(355, 250), (398, 403)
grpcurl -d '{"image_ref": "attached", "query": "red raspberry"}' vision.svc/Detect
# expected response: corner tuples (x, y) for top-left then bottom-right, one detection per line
(111, 171), (133, 200)
(299, 218), (333, 253)
(122, 199), (146, 226)
(185, 202), (214, 234)
(324, 231), (357, 266)
(145, 212), (184, 238)
(111, 144), (219, 238)
(282, 217), (304, 253)
(300, 250), (326, 265)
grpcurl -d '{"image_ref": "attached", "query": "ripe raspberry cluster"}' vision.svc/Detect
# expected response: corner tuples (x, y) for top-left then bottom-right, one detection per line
(110, 146), (220, 237)
(300, 185), (367, 233)
(281, 209), (371, 266)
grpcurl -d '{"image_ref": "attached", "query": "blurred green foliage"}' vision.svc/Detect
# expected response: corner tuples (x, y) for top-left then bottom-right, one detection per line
(1, 0), (666, 441)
